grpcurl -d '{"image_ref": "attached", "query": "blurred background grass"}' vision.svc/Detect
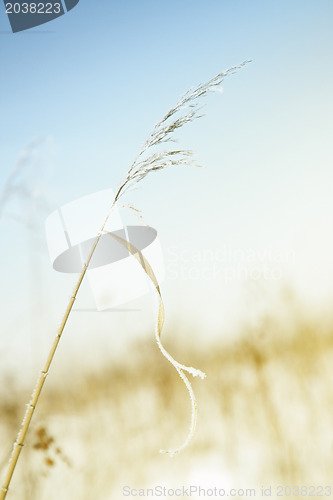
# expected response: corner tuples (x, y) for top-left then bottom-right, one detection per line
(1, 2), (333, 497)
(1, 295), (333, 499)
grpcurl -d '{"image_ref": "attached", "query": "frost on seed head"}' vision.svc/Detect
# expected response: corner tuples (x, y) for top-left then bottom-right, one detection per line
(100, 61), (250, 453)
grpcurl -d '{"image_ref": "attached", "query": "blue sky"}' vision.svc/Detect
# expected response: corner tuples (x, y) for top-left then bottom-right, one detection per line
(0, 0), (333, 372)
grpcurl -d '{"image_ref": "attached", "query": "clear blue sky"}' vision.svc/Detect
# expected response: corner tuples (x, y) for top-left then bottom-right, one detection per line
(0, 0), (333, 373)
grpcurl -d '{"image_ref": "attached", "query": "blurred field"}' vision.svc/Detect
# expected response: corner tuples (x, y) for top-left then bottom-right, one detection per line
(1, 302), (333, 499)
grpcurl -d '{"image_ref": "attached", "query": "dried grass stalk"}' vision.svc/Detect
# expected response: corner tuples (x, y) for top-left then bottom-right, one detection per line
(0, 61), (250, 499)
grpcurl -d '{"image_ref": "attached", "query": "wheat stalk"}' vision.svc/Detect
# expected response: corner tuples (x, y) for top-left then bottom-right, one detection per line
(0, 61), (250, 499)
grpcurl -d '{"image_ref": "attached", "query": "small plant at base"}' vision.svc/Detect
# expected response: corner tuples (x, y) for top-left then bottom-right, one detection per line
(0, 60), (250, 498)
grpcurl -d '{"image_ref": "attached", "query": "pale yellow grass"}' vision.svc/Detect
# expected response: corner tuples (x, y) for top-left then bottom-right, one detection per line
(1, 305), (333, 499)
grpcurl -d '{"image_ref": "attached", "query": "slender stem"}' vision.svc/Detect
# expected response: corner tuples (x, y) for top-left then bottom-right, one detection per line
(0, 200), (117, 499)
(1, 62), (248, 497)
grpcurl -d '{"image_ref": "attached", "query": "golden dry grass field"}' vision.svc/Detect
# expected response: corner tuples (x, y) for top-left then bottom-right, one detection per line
(1, 294), (333, 499)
